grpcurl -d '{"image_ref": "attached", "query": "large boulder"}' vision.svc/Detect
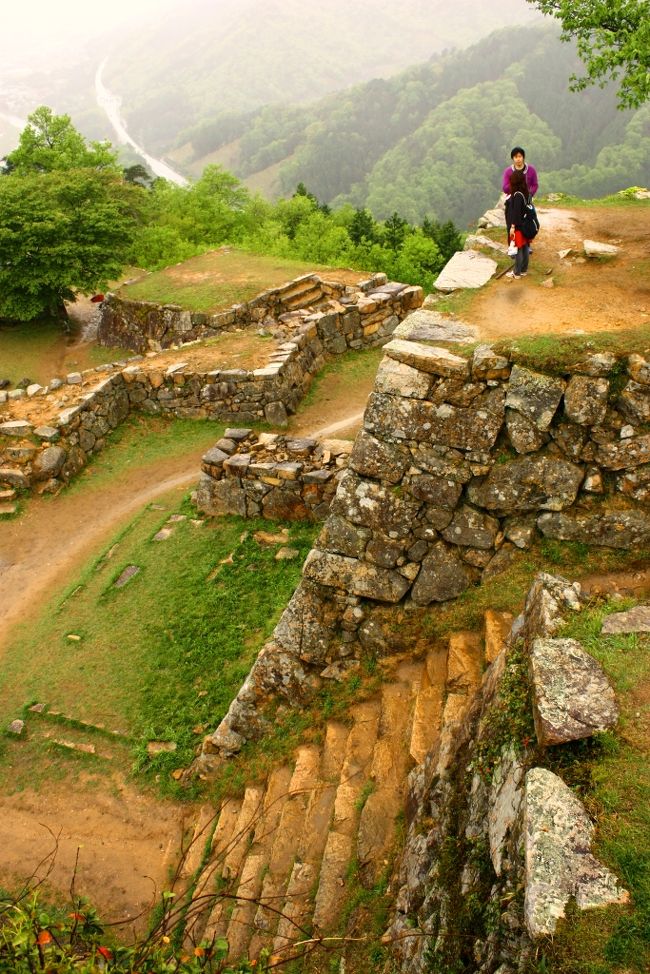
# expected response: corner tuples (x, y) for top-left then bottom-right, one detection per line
(505, 365), (565, 431)
(410, 543), (471, 604)
(433, 250), (498, 291)
(529, 637), (618, 746)
(524, 767), (628, 938)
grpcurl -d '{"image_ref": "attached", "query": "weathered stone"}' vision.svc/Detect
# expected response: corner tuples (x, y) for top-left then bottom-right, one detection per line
(0, 420), (33, 438)
(550, 422), (588, 461)
(566, 352), (618, 377)
(434, 250), (498, 291)
(349, 431), (410, 484)
(489, 746), (525, 876)
(264, 401), (288, 426)
(411, 444), (473, 483)
(471, 345), (511, 381)
(0, 467), (29, 488)
(596, 432), (650, 470)
(365, 535), (404, 568)
(33, 426), (60, 442)
(530, 637), (618, 746)
(602, 605), (650, 634)
(303, 549), (410, 603)
(375, 357), (431, 399)
(393, 309), (478, 344)
(441, 504), (500, 549)
(583, 239), (619, 257)
(330, 471), (421, 539)
(262, 487), (310, 521)
(115, 565), (140, 588)
(506, 366), (566, 431)
(32, 446), (67, 481)
(8, 719), (25, 735)
(467, 455), (583, 513)
(199, 477), (247, 517)
(618, 380), (650, 424)
(410, 543), (471, 604)
(365, 388), (505, 452)
(617, 464), (650, 502)
(564, 375), (609, 425)
(524, 767), (628, 938)
(503, 514), (537, 549)
(384, 339), (470, 379)
(482, 542), (518, 579)
(522, 573), (582, 647)
(318, 515), (371, 558)
(506, 409), (547, 453)
(201, 446), (229, 470)
(628, 353), (650, 386)
(538, 509), (650, 548)
(408, 474), (463, 509)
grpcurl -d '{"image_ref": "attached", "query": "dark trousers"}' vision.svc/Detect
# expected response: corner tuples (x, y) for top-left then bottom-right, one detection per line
(515, 244), (530, 276)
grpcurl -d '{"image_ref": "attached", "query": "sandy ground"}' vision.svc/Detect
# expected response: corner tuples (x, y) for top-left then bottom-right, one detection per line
(470, 205), (650, 339)
(1, 204), (648, 924)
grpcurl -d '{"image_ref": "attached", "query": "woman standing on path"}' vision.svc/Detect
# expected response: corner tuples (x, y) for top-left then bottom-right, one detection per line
(504, 169), (532, 280)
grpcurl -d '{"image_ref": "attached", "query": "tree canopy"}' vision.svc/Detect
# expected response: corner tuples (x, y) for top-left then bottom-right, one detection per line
(525, 1), (650, 107)
(0, 108), (141, 322)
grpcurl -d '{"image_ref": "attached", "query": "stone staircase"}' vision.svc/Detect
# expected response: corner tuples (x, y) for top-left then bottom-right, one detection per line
(180, 611), (513, 962)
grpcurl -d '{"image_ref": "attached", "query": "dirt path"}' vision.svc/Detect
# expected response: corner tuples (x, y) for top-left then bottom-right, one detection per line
(470, 204), (650, 338)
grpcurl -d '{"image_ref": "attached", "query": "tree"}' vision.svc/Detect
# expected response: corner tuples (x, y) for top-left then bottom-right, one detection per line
(0, 169), (142, 321)
(383, 212), (408, 251)
(0, 108), (142, 321)
(525, 1), (650, 107)
(348, 208), (376, 245)
(3, 105), (118, 174)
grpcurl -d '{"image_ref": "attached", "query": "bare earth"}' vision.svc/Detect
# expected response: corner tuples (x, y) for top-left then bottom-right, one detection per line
(1, 204), (648, 923)
(470, 205), (650, 338)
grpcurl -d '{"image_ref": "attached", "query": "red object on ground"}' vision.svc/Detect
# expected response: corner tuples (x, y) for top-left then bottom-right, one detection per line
(90, 294), (105, 303)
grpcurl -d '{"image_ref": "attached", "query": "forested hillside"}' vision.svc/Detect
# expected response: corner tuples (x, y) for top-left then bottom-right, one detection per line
(173, 24), (649, 227)
(105, 0), (538, 154)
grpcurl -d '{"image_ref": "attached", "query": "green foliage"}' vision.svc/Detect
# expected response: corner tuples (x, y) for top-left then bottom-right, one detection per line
(0, 888), (259, 972)
(0, 108), (143, 322)
(4, 106), (119, 175)
(525, 0), (650, 108)
(0, 167), (142, 321)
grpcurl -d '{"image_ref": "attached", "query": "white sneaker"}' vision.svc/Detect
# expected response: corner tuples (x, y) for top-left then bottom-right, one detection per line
(505, 271), (521, 279)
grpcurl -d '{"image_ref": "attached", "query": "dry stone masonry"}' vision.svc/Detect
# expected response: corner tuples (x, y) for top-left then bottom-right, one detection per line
(0, 274), (421, 501)
(198, 335), (650, 761)
(98, 271), (421, 352)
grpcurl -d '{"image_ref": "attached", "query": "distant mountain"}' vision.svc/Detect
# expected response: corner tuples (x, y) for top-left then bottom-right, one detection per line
(170, 24), (649, 227)
(105, 0), (539, 153)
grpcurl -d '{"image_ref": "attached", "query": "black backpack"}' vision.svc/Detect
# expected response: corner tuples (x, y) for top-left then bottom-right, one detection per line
(521, 200), (540, 240)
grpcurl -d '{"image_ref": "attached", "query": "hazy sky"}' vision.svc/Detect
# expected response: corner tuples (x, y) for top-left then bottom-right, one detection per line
(0, 0), (179, 60)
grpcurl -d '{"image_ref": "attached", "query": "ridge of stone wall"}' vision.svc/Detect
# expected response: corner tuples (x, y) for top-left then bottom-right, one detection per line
(0, 277), (421, 501)
(389, 572), (628, 973)
(198, 336), (650, 761)
(98, 271), (421, 353)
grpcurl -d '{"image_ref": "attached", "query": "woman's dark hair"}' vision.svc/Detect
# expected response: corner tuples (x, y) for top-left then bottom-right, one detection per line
(509, 168), (528, 196)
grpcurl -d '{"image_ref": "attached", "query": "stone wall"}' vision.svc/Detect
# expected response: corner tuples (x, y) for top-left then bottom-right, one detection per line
(198, 334), (650, 759)
(388, 572), (628, 974)
(0, 277), (422, 500)
(195, 429), (353, 523)
(98, 271), (422, 353)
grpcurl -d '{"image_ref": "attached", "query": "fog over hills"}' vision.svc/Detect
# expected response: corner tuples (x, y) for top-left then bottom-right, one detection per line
(104, 0), (539, 153)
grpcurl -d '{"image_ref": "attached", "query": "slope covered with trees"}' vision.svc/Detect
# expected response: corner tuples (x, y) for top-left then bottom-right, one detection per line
(175, 24), (649, 226)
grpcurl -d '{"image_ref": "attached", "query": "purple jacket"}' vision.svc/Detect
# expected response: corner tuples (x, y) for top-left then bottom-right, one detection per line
(502, 163), (538, 197)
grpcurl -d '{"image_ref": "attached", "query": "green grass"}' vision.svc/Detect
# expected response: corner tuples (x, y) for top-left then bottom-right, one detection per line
(539, 191), (650, 209)
(298, 345), (386, 411)
(493, 325), (650, 375)
(534, 598), (650, 974)
(119, 249), (362, 313)
(0, 501), (318, 798)
(0, 317), (124, 386)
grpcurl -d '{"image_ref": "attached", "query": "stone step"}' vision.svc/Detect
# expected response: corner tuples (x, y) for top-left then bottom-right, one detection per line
(484, 609), (514, 664)
(185, 797), (243, 945)
(409, 645), (447, 766)
(225, 853), (266, 961)
(438, 631), (485, 774)
(202, 785), (265, 943)
(247, 745), (321, 956)
(357, 681), (414, 886)
(271, 721), (350, 956)
(181, 804), (216, 883)
(311, 700), (381, 930)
